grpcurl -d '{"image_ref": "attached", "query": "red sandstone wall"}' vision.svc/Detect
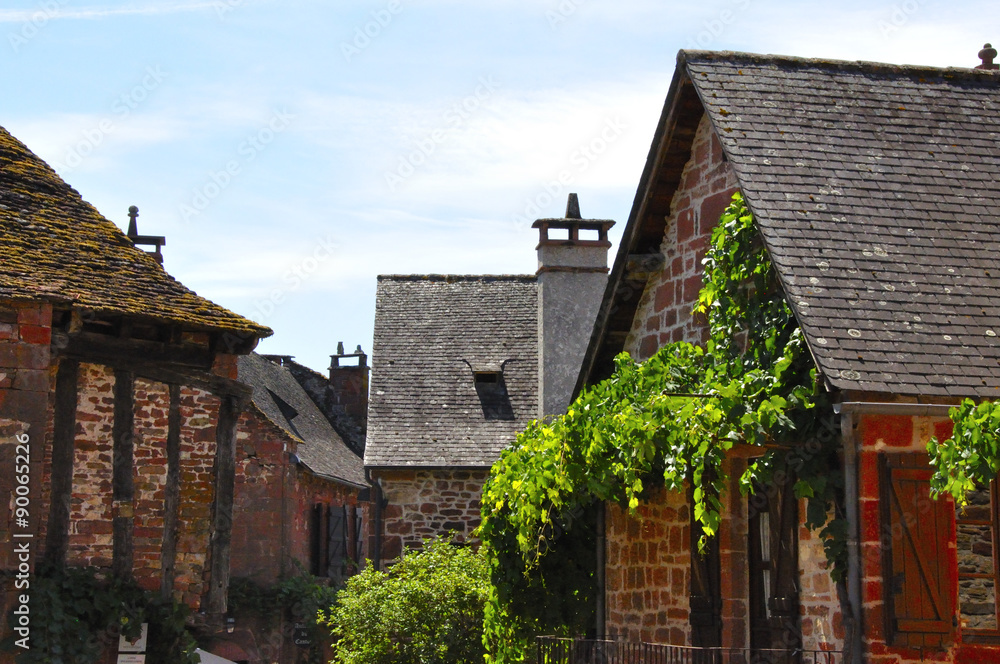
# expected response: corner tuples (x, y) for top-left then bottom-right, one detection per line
(174, 385), (219, 607)
(854, 413), (1000, 664)
(67, 363), (115, 567)
(132, 378), (170, 592)
(625, 114), (738, 360)
(605, 487), (692, 644)
(376, 469), (486, 561)
(797, 504), (844, 653)
(0, 302), (52, 570)
(231, 407), (367, 584)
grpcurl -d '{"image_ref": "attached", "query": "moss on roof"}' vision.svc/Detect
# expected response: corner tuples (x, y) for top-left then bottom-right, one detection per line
(0, 126), (270, 337)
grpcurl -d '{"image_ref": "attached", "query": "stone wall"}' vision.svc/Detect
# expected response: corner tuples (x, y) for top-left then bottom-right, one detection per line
(797, 505), (844, 653)
(174, 385), (219, 607)
(132, 378), (170, 592)
(67, 363), (116, 567)
(605, 487), (691, 644)
(625, 114), (738, 360)
(376, 469), (487, 561)
(0, 302), (52, 569)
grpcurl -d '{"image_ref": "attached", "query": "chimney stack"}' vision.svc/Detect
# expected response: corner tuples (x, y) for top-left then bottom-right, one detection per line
(533, 193), (614, 417)
(329, 342), (370, 429)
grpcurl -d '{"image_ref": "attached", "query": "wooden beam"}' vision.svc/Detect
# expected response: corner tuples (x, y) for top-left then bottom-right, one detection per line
(204, 394), (240, 615)
(112, 369), (135, 580)
(43, 359), (78, 569)
(160, 384), (181, 601)
(53, 331), (251, 400)
(61, 330), (213, 369)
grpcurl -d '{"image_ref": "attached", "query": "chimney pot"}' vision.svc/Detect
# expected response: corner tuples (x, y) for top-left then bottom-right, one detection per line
(565, 193), (581, 219)
(977, 43), (999, 70)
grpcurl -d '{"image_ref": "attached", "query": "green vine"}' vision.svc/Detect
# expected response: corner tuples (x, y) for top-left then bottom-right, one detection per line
(928, 399), (1000, 503)
(479, 193), (845, 661)
(1, 566), (197, 664)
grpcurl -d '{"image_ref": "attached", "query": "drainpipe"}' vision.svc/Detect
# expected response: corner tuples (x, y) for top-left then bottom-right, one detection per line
(835, 406), (863, 664)
(596, 501), (606, 639)
(365, 467), (383, 571)
(833, 399), (955, 664)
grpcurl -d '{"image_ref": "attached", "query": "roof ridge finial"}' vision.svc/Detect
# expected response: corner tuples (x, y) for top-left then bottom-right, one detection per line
(565, 193), (581, 219)
(127, 205), (139, 237)
(977, 43), (999, 70)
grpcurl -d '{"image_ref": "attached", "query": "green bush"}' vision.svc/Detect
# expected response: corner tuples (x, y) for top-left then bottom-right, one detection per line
(320, 536), (489, 664)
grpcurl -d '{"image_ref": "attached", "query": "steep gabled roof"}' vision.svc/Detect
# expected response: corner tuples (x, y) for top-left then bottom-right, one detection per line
(365, 275), (538, 468)
(580, 50), (1000, 399)
(238, 353), (365, 487)
(0, 126), (270, 337)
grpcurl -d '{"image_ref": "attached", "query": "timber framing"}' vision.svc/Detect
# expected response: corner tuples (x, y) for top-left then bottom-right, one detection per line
(205, 394), (240, 615)
(43, 359), (79, 568)
(112, 369), (136, 580)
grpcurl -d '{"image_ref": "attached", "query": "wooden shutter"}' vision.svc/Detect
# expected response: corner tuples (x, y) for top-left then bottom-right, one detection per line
(328, 505), (347, 582)
(882, 453), (956, 648)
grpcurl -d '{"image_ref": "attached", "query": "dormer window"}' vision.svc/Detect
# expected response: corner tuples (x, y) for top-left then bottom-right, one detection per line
(467, 363), (514, 421)
(474, 371), (500, 385)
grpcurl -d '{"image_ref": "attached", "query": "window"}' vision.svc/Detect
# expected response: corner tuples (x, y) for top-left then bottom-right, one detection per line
(956, 482), (1000, 639)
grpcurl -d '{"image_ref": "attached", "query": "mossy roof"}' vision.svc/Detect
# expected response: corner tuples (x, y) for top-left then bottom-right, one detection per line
(0, 125), (271, 338)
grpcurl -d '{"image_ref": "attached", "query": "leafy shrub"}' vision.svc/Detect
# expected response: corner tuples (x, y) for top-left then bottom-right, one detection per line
(320, 536), (489, 664)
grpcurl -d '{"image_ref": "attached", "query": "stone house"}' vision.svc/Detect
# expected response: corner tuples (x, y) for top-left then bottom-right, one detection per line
(0, 125), (272, 660)
(209, 351), (368, 663)
(364, 197), (613, 565)
(574, 49), (1000, 663)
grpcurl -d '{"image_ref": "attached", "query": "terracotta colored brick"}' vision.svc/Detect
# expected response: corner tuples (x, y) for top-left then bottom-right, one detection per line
(933, 419), (954, 442)
(654, 283), (674, 311)
(19, 324), (50, 345)
(860, 413), (913, 449)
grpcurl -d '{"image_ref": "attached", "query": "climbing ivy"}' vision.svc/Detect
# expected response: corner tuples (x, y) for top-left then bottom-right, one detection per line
(478, 193), (845, 662)
(928, 399), (1000, 503)
(1, 565), (197, 664)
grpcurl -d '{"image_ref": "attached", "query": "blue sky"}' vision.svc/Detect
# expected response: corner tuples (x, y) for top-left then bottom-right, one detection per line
(1, 0), (996, 373)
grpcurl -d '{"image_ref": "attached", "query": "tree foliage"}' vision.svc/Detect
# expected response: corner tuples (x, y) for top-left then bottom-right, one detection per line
(479, 193), (845, 662)
(320, 537), (489, 664)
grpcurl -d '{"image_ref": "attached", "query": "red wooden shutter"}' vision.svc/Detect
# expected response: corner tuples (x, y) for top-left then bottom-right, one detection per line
(882, 453), (956, 648)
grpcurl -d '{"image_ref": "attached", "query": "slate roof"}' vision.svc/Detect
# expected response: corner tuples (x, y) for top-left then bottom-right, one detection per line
(581, 50), (1000, 400)
(0, 126), (270, 337)
(365, 275), (539, 468)
(238, 353), (365, 487)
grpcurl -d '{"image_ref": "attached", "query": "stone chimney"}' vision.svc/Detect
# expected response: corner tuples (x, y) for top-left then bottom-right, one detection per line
(329, 342), (370, 431)
(533, 193), (614, 417)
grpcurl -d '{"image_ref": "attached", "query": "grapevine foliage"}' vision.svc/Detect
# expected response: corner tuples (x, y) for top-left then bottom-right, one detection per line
(478, 193), (845, 662)
(929, 400), (1000, 503)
